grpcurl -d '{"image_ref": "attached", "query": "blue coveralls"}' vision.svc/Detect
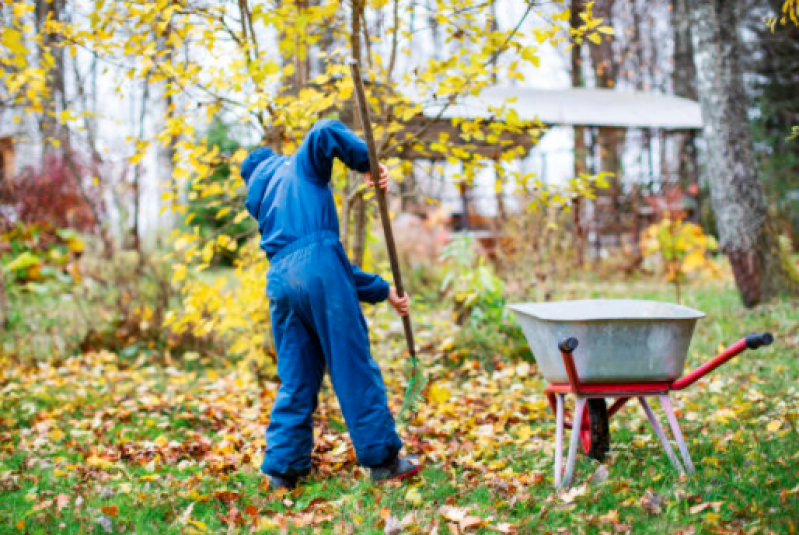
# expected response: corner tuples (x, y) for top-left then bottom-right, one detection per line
(240, 119), (402, 477)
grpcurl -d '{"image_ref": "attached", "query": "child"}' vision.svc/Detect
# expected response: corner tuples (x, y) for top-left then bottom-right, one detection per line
(240, 119), (421, 490)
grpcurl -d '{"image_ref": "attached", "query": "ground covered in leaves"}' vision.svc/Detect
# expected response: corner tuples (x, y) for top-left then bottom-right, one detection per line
(1, 283), (798, 534)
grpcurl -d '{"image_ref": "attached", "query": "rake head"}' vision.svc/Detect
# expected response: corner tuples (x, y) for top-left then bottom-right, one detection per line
(396, 366), (428, 425)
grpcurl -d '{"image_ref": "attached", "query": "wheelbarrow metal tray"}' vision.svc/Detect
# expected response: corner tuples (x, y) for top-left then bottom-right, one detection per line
(506, 299), (705, 384)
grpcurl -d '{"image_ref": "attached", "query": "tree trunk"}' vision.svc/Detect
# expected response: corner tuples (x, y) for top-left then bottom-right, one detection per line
(35, 0), (67, 161)
(341, 171), (354, 255)
(588, 0), (624, 246)
(0, 267), (9, 330)
(672, 0), (700, 192)
(352, 190), (367, 267)
(690, 0), (799, 306)
(571, 0), (587, 266)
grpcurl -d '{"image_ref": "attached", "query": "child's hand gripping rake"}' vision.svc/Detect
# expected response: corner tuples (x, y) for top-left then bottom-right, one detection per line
(349, 60), (427, 424)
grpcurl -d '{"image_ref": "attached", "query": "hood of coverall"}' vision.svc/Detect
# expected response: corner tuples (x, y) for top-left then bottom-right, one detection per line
(240, 147), (276, 185)
(240, 146), (284, 220)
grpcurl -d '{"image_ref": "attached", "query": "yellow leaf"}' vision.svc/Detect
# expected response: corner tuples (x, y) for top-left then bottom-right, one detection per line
(87, 457), (116, 470)
(233, 210), (249, 224)
(405, 487), (423, 505)
(597, 25), (615, 35)
(430, 382), (451, 404)
(188, 520), (208, 532)
(767, 420), (782, 432)
(587, 33), (602, 45)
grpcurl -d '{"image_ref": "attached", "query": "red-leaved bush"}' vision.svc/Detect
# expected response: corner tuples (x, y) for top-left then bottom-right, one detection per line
(11, 153), (103, 232)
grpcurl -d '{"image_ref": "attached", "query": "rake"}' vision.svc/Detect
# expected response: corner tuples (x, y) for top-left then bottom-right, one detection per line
(349, 60), (427, 424)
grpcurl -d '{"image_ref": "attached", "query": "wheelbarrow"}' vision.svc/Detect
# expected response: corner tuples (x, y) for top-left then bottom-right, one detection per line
(506, 299), (774, 488)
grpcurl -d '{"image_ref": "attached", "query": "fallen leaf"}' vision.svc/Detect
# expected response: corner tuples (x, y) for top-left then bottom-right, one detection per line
(560, 484), (588, 504)
(440, 505), (467, 522)
(96, 515), (113, 533)
(33, 499), (53, 512)
(56, 493), (70, 511)
(430, 383), (452, 404)
(179, 502), (196, 525)
(591, 465), (609, 485)
(213, 490), (241, 503)
(488, 523), (518, 534)
(767, 420), (782, 432)
(188, 519), (208, 532)
(640, 491), (663, 515)
(689, 503), (711, 515)
(101, 505), (119, 517)
(406, 487), (423, 506)
(384, 515), (403, 535)
(599, 510), (619, 523)
(86, 457), (116, 470)
(461, 515), (485, 530)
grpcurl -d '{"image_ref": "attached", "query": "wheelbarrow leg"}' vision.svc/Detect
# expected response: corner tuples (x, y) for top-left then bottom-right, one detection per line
(561, 397), (586, 489)
(554, 394), (565, 487)
(658, 394), (695, 474)
(638, 396), (684, 474)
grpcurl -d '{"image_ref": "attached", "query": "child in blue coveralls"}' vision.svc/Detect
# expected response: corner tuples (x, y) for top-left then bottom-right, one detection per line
(240, 119), (422, 490)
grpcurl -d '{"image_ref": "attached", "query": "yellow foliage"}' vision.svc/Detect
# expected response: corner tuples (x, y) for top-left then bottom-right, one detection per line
(641, 218), (723, 295)
(9, 0), (616, 372)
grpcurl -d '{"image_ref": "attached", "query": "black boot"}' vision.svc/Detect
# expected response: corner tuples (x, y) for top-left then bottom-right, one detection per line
(369, 455), (422, 483)
(267, 473), (299, 490)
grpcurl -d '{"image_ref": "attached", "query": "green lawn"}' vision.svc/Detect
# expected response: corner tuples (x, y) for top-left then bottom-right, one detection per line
(1, 281), (797, 533)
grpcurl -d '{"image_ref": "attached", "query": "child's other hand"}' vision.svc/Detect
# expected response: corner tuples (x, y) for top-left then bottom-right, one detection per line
(388, 287), (410, 316)
(365, 163), (389, 192)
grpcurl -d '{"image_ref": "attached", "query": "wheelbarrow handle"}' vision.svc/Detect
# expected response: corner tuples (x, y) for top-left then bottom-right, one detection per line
(745, 332), (774, 349)
(671, 332), (774, 390)
(558, 337), (582, 394)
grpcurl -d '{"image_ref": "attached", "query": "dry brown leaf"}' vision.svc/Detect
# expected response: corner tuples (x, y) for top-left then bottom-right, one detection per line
(640, 491), (664, 515)
(488, 523), (518, 534)
(689, 503), (711, 515)
(460, 515), (485, 530)
(56, 493), (70, 511)
(560, 484), (588, 504)
(599, 510), (619, 524)
(33, 499), (53, 512)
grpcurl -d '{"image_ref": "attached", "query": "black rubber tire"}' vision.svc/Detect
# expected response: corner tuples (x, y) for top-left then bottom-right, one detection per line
(586, 398), (610, 461)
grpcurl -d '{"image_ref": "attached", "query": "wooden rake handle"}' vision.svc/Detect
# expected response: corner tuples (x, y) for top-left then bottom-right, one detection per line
(348, 60), (417, 360)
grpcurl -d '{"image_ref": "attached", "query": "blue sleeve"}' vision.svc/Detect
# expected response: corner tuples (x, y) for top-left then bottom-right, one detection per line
(350, 263), (390, 304)
(298, 119), (371, 182)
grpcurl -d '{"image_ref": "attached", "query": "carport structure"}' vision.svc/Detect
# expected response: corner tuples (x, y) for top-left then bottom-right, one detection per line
(397, 86), (704, 260)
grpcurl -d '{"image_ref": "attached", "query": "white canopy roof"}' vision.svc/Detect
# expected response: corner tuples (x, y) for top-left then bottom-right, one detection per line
(422, 86), (703, 130)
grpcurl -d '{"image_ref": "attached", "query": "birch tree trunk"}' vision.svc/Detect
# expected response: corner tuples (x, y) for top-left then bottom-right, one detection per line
(690, 0), (799, 306)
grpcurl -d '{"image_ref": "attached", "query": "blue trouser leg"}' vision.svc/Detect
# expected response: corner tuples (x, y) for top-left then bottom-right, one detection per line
(261, 236), (401, 475)
(300, 244), (402, 467)
(261, 298), (325, 477)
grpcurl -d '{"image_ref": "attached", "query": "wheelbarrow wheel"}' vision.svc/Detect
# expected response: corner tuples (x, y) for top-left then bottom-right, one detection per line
(581, 398), (610, 461)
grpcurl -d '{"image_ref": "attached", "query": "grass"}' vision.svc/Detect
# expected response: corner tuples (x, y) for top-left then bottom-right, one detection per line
(1, 280), (797, 533)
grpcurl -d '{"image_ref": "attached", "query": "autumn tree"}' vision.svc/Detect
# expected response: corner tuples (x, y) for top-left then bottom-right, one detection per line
(5, 0), (613, 369)
(690, 0), (799, 306)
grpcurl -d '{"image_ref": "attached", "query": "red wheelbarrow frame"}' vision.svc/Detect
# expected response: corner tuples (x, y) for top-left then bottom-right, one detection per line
(545, 332), (774, 488)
